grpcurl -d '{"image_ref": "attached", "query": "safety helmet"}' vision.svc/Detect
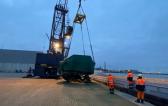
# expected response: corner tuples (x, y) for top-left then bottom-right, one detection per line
(138, 74), (142, 77)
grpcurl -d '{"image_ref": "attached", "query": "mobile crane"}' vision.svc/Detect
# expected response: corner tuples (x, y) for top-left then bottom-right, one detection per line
(33, 0), (95, 80)
(33, 0), (73, 77)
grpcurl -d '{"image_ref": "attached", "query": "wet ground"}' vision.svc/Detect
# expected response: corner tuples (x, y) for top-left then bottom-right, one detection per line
(0, 73), (138, 106)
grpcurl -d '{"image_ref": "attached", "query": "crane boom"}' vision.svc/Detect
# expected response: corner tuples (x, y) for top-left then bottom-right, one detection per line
(48, 0), (72, 58)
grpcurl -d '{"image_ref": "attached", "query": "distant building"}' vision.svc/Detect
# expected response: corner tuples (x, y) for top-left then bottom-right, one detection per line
(0, 49), (40, 73)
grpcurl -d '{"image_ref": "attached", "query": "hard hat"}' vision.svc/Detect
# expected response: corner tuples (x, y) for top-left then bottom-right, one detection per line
(138, 74), (142, 77)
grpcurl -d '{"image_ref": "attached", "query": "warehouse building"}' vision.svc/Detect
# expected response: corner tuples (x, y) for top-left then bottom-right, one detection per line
(0, 49), (40, 73)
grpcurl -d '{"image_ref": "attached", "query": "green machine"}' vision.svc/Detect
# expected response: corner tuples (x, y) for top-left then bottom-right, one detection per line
(59, 55), (95, 82)
(58, 0), (95, 82)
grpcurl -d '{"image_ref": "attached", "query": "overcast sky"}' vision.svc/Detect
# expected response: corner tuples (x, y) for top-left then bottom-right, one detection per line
(0, 0), (168, 73)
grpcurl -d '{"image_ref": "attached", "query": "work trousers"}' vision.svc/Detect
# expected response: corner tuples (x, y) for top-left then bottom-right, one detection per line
(108, 84), (114, 89)
(137, 91), (144, 100)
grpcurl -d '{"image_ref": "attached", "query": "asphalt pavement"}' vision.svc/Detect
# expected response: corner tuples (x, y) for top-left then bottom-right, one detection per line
(0, 78), (138, 106)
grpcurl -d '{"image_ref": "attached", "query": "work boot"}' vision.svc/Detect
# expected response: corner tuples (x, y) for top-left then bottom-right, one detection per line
(135, 99), (140, 103)
(141, 99), (144, 104)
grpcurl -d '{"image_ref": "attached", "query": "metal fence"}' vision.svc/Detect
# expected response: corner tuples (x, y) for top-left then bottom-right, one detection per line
(92, 75), (168, 99)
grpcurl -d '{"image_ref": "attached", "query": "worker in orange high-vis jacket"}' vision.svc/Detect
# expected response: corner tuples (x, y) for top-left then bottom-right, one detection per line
(135, 74), (145, 103)
(127, 70), (134, 89)
(107, 74), (115, 94)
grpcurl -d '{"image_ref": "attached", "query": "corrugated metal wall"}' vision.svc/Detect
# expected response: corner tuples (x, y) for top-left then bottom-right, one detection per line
(0, 49), (40, 73)
(0, 63), (34, 72)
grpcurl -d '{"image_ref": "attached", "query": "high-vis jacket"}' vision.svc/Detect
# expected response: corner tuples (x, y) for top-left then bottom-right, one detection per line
(127, 72), (133, 81)
(136, 78), (145, 91)
(107, 75), (115, 89)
